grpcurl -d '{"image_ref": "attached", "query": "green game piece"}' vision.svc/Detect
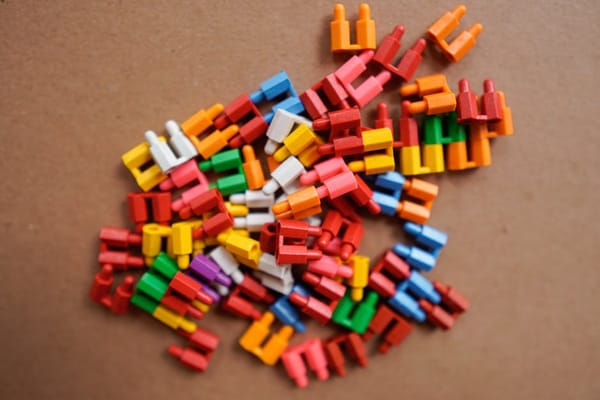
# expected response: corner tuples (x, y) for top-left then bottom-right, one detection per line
(332, 291), (380, 334)
(209, 173), (247, 196)
(130, 292), (158, 314)
(423, 115), (445, 145)
(136, 271), (169, 302)
(199, 148), (242, 172)
(349, 292), (379, 334)
(152, 252), (179, 280)
(446, 111), (467, 143)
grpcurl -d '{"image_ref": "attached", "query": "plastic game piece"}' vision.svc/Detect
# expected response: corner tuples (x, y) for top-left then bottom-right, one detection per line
(331, 291), (379, 334)
(264, 109), (313, 155)
(241, 145), (266, 190)
(262, 156), (306, 195)
(239, 311), (294, 365)
(373, 25), (426, 81)
(362, 304), (412, 353)
(122, 140), (168, 191)
(323, 332), (367, 376)
(330, 3), (376, 52)
(281, 338), (329, 388)
(289, 292), (333, 325)
(426, 5), (483, 62)
(168, 345), (209, 372)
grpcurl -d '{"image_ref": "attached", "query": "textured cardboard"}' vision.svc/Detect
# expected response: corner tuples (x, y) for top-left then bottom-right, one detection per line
(1, 1), (599, 399)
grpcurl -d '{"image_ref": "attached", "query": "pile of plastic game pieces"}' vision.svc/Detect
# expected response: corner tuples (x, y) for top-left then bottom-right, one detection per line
(90, 3), (514, 388)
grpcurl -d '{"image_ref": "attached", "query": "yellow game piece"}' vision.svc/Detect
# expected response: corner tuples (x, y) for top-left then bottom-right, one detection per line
(121, 140), (168, 192)
(152, 305), (197, 333)
(347, 255), (369, 301)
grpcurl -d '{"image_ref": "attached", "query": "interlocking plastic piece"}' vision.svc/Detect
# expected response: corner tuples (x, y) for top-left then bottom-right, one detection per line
(273, 124), (318, 162)
(281, 338), (329, 388)
(234, 213), (275, 232)
(303, 272), (346, 301)
(127, 192), (172, 232)
(239, 311), (294, 365)
(142, 223), (173, 266)
(272, 170), (358, 220)
(107, 276), (135, 315)
(289, 292), (333, 325)
(262, 156), (306, 195)
(392, 242), (437, 272)
(362, 304), (412, 353)
(188, 254), (232, 287)
(199, 149), (248, 196)
(145, 124), (197, 173)
(181, 103), (240, 159)
(307, 255), (353, 279)
(313, 108), (362, 140)
(99, 227), (143, 248)
(388, 282), (425, 322)
(368, 250), (410, 297)
(418, 300), (455, 330)
(335, 50), (392, 108)
(330, 3), (376, 52)
(181, 103), (224, 138)
(323, 332), (367, 376)
(255, 253), (294, 295)
(208, 246), (244, 285)
(98, 228), (144, 270)
(122, 140), (168, 191)
(217, 229), (262, 268)
(264, 109), (313, 155)
(404, 222), (448, 251)
(299, 74), (351, 120)
(275, 220), (323, 264)
(180, 103), (238, 158)
(406, 91), (456, 115)
(426, 5), (483, 62)
(90, 264), (114, 303)
(347, 147), (395, 175)
(406, 271), (441, 304)
(300, 157), (350, 187)
(432, 281), (469, 325)
(168, 222), (192, 268)
(221, 274), (275, 320)
(270, 285), (308, 332)
(400, 74), (450, 98)
(179, 326), (220, 353)
(213, 94), (268, 148)
(230, 190), (274, 209)
(373, 25), (426, 81)
(241, 145), (266, 190)
(456, 78), (504, 122)
(318, 128), (393, 160)
(259, 222), (278, 253)
(331, 291), (379, 334)
(249, 70), (304, 124)
(168, 345), (209, 372)
(130, 292), (197, 333)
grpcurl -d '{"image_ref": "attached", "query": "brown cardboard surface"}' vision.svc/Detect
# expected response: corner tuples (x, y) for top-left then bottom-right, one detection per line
(1, 1), (599, 399)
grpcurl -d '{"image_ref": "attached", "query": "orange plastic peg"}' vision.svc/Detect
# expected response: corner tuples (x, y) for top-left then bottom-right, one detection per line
(330, 3), (376, 52)
(400, 74), (450, 98)
(407, 92), (456, 115)
(426, 5), (482, 63)
(242, 145), (265, 190)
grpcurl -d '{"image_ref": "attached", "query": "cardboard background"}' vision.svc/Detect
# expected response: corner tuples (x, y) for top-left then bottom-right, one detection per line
(1, 1), (599, 399)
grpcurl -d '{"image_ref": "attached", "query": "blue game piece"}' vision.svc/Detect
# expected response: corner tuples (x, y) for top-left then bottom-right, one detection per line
(406, 271), (441, 304)
(270, 284), (307, 332)
(388, 285), (425, 322)
(404, 222), (448, 250)
(392, 243), (437, 271)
